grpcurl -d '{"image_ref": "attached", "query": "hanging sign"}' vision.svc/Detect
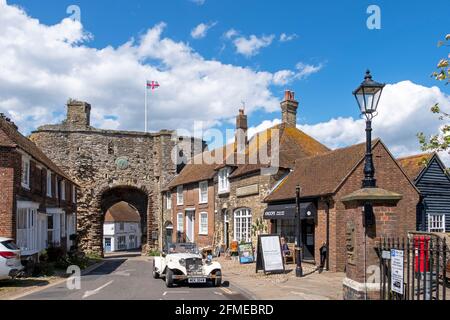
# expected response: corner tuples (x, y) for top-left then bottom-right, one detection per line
(255, 235), (285, 274)
(391, 249), (404, 295)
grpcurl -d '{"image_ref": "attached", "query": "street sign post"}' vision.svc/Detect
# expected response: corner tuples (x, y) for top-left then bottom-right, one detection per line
(391, 249), (404, 295)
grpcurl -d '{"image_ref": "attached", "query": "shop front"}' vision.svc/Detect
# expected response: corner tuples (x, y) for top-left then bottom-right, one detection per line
(264, 202), (317, 261)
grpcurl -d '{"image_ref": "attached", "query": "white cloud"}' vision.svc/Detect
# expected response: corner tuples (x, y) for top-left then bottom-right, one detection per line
(190, 0), (206, 5)
(0, 2), (297, 135)
(190, 22), (217, 39)
(272, 63), (324, 85)
(232, 34), (275, 57)
(298, 81), (450, 165)
(279, 33), (298, 42)
(295, 62), (323, 79)
(224, 29), (238, 39)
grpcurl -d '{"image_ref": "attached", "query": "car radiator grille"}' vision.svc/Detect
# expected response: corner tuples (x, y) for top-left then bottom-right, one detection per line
(185, 258), (203, 275)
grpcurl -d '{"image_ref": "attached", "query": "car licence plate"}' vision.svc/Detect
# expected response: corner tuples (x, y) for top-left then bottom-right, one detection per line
(188, 278), (207, 284)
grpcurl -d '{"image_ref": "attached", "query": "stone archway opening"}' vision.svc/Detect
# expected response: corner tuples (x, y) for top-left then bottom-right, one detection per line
(100, 186), (148, 254)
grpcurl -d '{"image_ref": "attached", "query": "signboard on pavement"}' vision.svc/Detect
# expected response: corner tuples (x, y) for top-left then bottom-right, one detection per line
(391, 249), (404, 295)
(238, 243), (255, 264)
(255, 235), (285, 274)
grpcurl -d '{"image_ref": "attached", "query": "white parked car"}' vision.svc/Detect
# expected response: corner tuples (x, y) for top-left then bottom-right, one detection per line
(0, 237), (24, 281)
(153, 243), (222, 288)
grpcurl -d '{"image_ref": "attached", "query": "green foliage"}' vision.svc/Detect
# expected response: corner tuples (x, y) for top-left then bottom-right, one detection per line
(251, 217), (268, 237)
(418, 34), (450, 154)
(147, 250), (161, 257)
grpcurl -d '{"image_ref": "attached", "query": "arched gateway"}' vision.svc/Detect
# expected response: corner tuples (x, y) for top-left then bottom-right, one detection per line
(30, 100), (204, 255)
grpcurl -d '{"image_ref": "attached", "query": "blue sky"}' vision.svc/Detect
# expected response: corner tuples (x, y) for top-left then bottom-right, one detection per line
(1, 0), (449, 161)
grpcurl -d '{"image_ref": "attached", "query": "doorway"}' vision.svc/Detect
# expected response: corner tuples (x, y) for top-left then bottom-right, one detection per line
(302, 219), (315, 261)
(223, 210), (229, 249)
(186, 211), (195, 243)
(104, 238), (112, 253)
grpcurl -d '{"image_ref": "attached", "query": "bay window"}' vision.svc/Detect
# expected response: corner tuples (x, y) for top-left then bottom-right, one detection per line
(234, 208), (252, 243)
(16, 202), (39, 254)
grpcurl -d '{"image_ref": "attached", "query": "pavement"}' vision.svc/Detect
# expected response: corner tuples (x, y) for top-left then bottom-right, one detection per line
(219, 257), (345, 300)
(16, 253), (251, 300)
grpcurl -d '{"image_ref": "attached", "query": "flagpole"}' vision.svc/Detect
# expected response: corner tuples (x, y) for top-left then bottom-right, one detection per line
(145, 82), (148, 133)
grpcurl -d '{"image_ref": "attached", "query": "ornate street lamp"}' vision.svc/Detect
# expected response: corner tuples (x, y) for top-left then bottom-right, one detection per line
(295, 185), (303, 277)
(353, 70), (385, 188)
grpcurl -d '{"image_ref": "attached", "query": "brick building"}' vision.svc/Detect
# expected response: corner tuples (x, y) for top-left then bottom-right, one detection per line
(265, 140), (420, 272)
(0, 114), (78, 259)
(164, 91), (330, 249)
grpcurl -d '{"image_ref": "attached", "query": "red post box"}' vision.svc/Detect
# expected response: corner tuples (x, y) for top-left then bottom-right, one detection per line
(414, 236), (430, 273)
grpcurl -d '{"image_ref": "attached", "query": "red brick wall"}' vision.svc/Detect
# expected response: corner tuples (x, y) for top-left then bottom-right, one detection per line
(0, 148), (20, 238)
(172, 181), (215, 248)
(314, 142), (419, 272)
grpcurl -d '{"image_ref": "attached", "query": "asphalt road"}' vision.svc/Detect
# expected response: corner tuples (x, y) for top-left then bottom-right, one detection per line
(19, 253), (250, 300)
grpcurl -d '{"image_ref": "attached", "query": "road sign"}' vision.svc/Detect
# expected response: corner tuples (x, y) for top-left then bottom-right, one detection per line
(391, 249), (404, 295)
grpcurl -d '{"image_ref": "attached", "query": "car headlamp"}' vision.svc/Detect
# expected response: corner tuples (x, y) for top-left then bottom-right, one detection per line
(179, 258), (185, 266)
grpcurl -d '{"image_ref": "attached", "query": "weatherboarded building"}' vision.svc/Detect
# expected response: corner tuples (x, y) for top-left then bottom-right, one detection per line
(398, 153), (450, 233)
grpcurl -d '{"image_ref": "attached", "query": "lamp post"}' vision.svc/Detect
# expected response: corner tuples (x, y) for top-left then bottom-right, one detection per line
(353, 70), (385, 189)
(295, 185), (303, 277)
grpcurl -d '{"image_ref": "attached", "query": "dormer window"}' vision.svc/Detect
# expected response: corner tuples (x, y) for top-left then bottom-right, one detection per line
(21, 156), (30, 189)
(218, 168), (230, 194)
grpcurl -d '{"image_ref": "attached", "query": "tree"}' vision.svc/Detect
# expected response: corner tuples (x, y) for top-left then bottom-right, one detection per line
(417, 34), (450, 153)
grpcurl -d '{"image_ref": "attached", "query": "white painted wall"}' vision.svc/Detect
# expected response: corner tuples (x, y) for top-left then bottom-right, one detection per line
(103, 222), (141, 252)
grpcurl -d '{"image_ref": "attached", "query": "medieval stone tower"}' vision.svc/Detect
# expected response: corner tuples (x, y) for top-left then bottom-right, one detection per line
(30, 99), (205, 255)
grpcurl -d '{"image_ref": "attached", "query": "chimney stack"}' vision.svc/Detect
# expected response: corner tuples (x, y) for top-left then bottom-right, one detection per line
(65, 99), (91, 128)
(281, 90), (298, 127)
(235, 108), (248, 154)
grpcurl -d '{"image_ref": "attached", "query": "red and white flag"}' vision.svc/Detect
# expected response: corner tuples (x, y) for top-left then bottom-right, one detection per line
(147, 80), (160, 90)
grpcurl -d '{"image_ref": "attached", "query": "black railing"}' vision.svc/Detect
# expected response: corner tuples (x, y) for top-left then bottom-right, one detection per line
(379, 235), (449, 300)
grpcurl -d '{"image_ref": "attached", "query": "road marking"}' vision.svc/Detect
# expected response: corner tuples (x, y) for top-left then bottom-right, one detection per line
(214, 291), (223, 296)
(163, 291), (190, 296)
(113, 269), (134, 277)
(82, 280), (114, 299)
(220, 288), (233, 295)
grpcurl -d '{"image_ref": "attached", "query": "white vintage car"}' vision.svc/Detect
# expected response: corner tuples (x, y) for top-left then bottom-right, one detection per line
(152, 243), (222, 288)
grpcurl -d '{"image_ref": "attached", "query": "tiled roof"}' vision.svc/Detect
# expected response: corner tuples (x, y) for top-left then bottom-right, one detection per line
(167, 144), (232, 188)
(0, 116), (76, 184)
(264, 140), (382, 202)
(230, 124), (330, 178)
(167, 123), (330, 188)
(397, 153), (434, 181)
(104, 201), (141, 223)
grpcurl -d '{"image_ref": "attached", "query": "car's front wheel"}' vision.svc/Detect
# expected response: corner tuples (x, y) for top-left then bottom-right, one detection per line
(214, 271), (222, 287)
(165, 269), (174, 288)
(152, 260), (159, 279)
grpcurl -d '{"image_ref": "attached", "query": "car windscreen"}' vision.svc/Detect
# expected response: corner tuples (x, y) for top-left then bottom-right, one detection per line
(169, 243), (199, 254)
(1, 240), (19, 250)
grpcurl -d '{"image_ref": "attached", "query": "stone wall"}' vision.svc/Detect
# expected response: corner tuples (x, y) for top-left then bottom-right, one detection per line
(29, 100), (202, 255)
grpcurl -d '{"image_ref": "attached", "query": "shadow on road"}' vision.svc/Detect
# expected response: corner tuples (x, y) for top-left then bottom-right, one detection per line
(88, 258), (127, 276)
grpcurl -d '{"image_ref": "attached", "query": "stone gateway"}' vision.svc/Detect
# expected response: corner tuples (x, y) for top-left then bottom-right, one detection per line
(30, 99), (203, 255)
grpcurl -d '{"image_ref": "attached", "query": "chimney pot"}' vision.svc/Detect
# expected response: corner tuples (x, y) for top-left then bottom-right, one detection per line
(281, 90), (299, 127)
